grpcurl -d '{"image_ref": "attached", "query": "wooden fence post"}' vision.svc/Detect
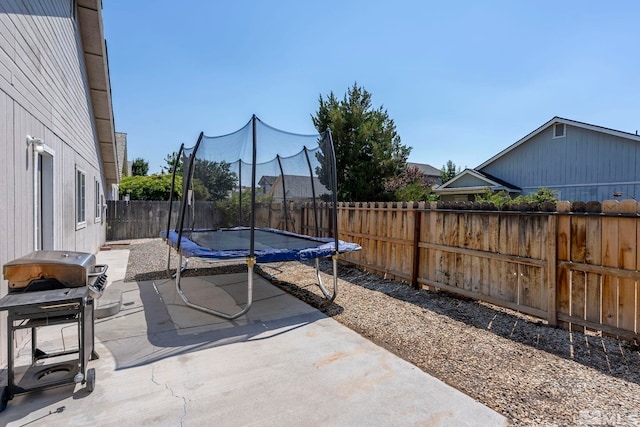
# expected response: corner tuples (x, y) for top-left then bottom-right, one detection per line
(411, 204), (421, 289)
(547, 214), (558, 326)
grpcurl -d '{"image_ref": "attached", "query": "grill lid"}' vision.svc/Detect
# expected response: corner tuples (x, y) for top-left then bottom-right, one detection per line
(3, 251), (96, 290)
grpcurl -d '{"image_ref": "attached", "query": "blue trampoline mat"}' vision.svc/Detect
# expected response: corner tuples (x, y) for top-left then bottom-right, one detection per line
(162, 227), (361, 263)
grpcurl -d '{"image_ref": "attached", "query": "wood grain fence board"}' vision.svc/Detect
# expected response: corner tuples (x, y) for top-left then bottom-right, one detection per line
(571, 270), (586, 325)
(497, 215), (518, 303)
(435, 210), (444, 285)
(601, 216), (619, 328)
(395, 206), (405, 277)
(570, 216), (587, 326)
(637, 223), (640, 334)
(488, 214), (500, 299)
(477, 214), (490, 295)
(381, 205), (390, 274)
(521, 215), (544, 311)
(453, 212), (464, 288)
(556, 215), (571, 321)
(427, 209), (437, 284)
(585, 215), (602, 325)
(434, 211), (445, 284)
(468, 212), (481, 293)
(406, 208), (417, 281)
(398, 207), (408, 277)
(546, 215), (557, 326)
(536, 216), (547, 311)
(618, 217), (637, 332)
(617, 199), (637, 333)
(439, 212), (451, 285)
(462, 213), (473, 290)
(509, 216), (521, 304)
(449, 213), (460, 287)
(364, 205), (374, 266)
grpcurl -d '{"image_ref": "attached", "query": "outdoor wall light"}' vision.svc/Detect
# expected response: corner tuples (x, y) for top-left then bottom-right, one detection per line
(26, 135), (45, 153)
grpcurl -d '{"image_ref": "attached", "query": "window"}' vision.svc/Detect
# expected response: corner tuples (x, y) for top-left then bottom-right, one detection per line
(95, 179), (101, 222)
(553, 123), (566, 138)
(76, 169), (86, 227)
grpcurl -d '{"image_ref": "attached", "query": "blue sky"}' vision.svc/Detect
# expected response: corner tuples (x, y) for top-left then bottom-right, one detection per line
(102, 1), (640, 175)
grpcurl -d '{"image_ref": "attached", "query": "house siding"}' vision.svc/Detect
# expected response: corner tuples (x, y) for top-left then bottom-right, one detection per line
(447, 174), (490, 188)
(481, 124), (640, 201)
(0, 0), (108, 364)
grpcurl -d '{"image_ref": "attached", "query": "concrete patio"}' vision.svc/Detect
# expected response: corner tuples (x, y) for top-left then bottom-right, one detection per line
(2, 249), (507, 426)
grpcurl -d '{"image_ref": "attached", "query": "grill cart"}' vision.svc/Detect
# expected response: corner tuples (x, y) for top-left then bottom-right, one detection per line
(0, 251), (107, 412)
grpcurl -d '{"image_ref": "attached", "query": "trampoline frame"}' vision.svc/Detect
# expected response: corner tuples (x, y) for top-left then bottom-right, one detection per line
(163, 227), (353, 319)
(163, 116), (355, 320)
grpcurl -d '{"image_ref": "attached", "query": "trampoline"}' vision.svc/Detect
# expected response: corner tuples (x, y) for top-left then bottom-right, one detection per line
(163, 228), (360, 263)
(163, 115), (361, 319)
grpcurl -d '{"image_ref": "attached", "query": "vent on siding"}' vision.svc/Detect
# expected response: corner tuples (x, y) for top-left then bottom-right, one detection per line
(553, 123), (566, 138)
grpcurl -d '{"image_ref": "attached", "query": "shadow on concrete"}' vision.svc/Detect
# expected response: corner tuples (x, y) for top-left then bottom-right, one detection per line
(94, 273), (334, 371)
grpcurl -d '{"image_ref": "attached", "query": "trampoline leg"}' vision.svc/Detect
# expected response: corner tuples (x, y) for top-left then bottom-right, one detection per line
(171, 258), (189, 279)
(315, 254), (338, 302)
(166, 247), (189, 279)
(174, 254), (254, 320)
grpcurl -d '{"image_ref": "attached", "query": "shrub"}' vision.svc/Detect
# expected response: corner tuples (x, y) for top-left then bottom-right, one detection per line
(475, 187), (558, 209)
(119, 174), (182, 201)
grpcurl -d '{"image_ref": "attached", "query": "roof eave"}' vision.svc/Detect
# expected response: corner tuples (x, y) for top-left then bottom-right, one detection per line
(77, 0), (119, 187)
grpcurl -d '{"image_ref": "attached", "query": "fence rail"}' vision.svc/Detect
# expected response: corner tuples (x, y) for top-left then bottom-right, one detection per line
(107, 199), (640, 340)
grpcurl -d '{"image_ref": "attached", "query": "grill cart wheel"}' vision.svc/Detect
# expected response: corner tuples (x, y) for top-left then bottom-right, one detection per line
(86, 368), (96, 393)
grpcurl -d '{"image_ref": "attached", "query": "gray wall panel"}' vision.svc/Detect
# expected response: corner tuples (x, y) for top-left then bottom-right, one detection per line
(481, 124), (640, 201)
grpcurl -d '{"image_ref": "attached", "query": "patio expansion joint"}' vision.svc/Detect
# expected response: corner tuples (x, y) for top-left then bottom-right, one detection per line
(151, 361), (188, 425)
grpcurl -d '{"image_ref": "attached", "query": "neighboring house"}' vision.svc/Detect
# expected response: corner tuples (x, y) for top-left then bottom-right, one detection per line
(407, 162), (442, 186)
(0, 1), (118, 362)
(258, 175), (278, 196)
(261, 175), (330, 201)
(113, 131), (130, 200)
(434, 117), (640, 202)
(116, 132), (130, 178)
(434, 169), (521, 201)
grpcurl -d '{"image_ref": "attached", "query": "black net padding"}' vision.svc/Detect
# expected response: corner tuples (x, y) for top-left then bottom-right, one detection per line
(168, 115), (338, 255)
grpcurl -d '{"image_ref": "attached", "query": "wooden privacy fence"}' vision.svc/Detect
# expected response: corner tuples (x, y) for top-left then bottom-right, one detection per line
(327, 201), (640, 341)
(106, 200), (332, 241)
(107, 199), (640, 340)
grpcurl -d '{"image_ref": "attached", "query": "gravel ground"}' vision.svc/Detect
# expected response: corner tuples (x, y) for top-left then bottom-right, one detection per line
(119, 238), (640, 427)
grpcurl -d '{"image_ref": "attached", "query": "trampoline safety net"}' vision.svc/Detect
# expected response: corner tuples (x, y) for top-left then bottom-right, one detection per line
(167, 115), (340, 255)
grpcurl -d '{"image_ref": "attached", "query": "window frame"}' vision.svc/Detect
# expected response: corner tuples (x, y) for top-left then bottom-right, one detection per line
(553, 123), (566, 139)
(94, 178), (101, 223)
(76, 167), (87, 229)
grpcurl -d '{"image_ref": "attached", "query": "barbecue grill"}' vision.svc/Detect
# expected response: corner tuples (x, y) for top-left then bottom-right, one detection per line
(0, 250), (108, 412)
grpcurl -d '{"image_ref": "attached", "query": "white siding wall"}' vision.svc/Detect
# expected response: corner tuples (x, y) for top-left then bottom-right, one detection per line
(0, 1), (108, 364)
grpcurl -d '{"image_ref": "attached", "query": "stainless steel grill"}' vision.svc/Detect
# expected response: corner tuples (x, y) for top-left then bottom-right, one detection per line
(4, 250), (107, 296)
(0, 250), (108, 412)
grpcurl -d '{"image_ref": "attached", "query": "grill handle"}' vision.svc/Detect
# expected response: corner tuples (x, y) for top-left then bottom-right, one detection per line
(89, 264), (109, 277)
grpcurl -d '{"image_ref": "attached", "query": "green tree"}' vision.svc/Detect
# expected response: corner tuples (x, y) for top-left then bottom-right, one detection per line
(119, 174), (181, 201)
(191, 159), (237, 201)
(131, 157), (149, 176)
(440, 160), (460, 184)
(162, 151), (183, 176)
(384, 165), (436, 201)
(312, 82), (411, 201)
